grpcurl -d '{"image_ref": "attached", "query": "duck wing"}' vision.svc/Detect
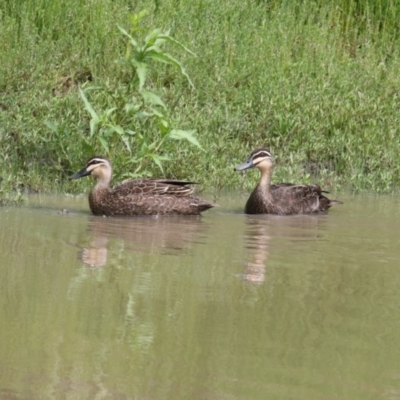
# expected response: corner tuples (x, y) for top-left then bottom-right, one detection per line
(99, 178), (214, 216)
(273, 184), (332, 213)
(270, 183), (295, 190)
(113, 178), (196, 197)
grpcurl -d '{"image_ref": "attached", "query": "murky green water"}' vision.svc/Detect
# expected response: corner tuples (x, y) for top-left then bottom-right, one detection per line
(1, 193), (400, 399)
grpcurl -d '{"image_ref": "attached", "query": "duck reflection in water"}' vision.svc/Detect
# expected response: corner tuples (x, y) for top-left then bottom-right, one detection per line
(79, 215), (208, 268)
(243, 215), (324, 284)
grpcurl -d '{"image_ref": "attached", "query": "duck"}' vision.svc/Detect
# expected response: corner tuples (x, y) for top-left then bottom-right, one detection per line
(70, 156), (215, 216)
(234, 148), (341, 215)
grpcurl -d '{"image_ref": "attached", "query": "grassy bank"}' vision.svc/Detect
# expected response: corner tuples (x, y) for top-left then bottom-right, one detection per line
(1, 0), (400, 197)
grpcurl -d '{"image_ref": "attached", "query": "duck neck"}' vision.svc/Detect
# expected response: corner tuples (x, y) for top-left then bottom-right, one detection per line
(94, 178), (111, 191)
(93, 167), (112, 191)
(259, 166), (273, 190)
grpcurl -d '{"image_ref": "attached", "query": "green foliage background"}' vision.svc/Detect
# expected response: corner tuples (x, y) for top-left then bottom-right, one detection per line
(1, 0), (400, 195)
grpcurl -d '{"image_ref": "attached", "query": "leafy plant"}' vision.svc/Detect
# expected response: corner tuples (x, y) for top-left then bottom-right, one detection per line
(78, 11), (201, 176)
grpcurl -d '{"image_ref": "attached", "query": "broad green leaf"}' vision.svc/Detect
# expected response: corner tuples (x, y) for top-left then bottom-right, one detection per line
(79, 87), (99, 120)
(105, 107), (117, 117)
(112, 125), (124, 135)
(89, 118), (99, 137)
(82, 85), (103, 92)
(127, 157), (141, 165)
(44, 121), (58, 132)
(158, 34), (197, 57)
(103, 127), (115, 138)
(153, 37), (167, 49)
(117, 25), (138, 49)
(146, 50), (195, 88)
(125, 102), (139, 114)
(148, 107), (165, 118)
(121, 136), (132, 154)
(145, 48), (173, 64)
(158, 118), (171, 134)
(97, 136), (109, 153)
(161, 119), (169, 127)
(150, 154), (164, 173)
(140, 111), (154, 118)
(129, 10), (145, 23)
(141, 90), (166, 109)
(129, 10), (148, 32)
(130, 59), (147, 90)
(158, 126), (169, 137)
(168, 129), (203, 150)
(144, 29), (162, 47)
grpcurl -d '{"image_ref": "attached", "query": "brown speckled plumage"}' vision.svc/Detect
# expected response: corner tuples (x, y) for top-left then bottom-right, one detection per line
(70, 157), (214, 216)
(235, 148), (341, 215)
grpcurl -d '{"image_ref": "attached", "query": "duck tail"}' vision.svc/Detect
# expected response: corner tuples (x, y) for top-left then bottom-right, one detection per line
(198, 200), (218, 212)
(329, 199), (343, 206)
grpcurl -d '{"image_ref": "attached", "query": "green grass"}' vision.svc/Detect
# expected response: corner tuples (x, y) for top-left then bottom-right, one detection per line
(1, 0), (400, 198)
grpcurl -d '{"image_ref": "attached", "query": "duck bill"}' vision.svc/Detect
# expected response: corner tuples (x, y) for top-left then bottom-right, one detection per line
(234, 159), (255, 172)
(69, 167), (90, 180)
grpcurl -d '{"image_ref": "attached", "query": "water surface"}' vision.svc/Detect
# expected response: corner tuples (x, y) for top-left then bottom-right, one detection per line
(0, 193), (400, 399)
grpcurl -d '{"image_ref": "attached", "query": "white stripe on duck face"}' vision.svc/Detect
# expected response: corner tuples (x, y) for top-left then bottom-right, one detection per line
(250, 149), (273, 165)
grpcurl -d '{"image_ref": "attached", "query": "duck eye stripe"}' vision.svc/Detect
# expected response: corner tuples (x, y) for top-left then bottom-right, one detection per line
(87, 159), (103, 166)
(252, 152), (270, 159)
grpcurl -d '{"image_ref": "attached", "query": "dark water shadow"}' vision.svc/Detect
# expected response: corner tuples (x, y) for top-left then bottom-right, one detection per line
(79, 215), (209, 268)
(242, 214), (326, 284)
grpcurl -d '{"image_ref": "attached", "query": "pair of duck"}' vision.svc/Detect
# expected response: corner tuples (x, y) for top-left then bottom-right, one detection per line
(70, 148), (341, 216)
